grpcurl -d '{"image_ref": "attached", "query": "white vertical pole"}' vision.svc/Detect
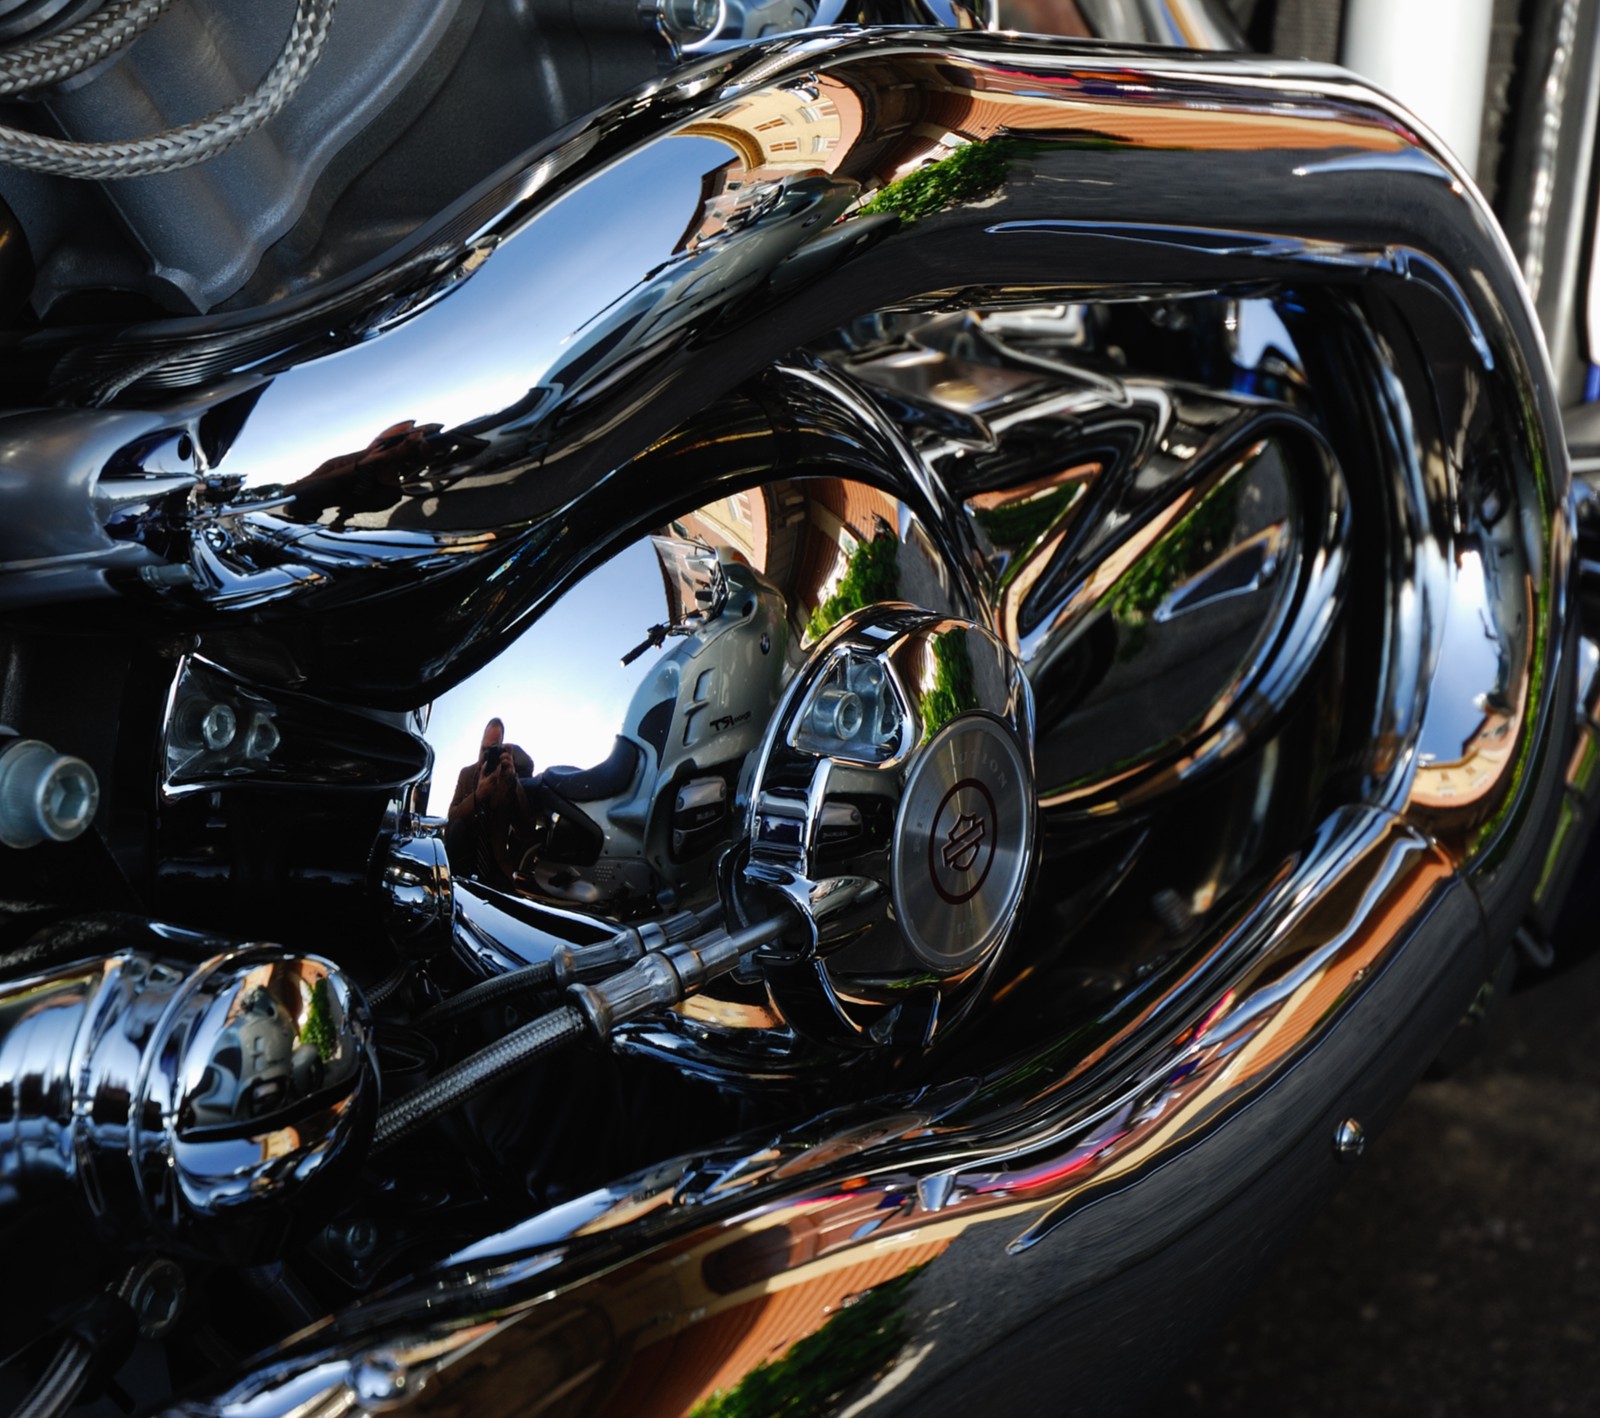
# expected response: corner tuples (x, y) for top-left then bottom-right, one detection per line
(1340, 0), (1496, 177)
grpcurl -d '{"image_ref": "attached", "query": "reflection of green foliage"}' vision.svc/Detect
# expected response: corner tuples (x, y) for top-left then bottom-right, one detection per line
(300, 978), (336, 1063)
(972, 485), (1082, 555)
(860, 139), (1016, 223)
(922, 628), (979, 741)
(806, 533), (900, 641)
(1108, 474), (1244, 660)
(689, 1268), (922, 1418)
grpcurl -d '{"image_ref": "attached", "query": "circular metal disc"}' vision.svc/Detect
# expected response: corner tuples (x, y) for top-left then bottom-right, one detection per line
(891, 713), (1034, 971)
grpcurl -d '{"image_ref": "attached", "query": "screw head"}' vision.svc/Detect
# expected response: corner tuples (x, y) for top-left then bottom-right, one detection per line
(1333, 1117), (1366, 1161)
(200, 702), (238, 751)
(127, 1258), (185, 1339)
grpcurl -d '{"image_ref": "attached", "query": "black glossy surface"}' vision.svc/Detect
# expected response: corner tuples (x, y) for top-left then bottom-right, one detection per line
(1147, 939), (1600, 1417)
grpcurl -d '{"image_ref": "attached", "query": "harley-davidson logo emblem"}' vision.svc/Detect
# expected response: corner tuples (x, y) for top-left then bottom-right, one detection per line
(941, 810), (986, 873)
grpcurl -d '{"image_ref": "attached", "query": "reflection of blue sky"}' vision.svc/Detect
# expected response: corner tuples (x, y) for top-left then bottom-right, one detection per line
(231, 136), (739, 493)
(424, 539), (667, 810)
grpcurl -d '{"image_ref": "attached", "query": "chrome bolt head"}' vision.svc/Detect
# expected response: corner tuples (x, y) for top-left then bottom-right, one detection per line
(199, 702), (238, 751)
(1333, 1117), (1366, 1161)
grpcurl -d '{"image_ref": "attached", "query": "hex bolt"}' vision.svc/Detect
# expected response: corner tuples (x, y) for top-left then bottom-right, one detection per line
(1332, 1117), (1366, 1161)
(813, 689), (863, 740)
(123, 1258), (186, 1340)
(0, 739), (100, 849)
(199, 702), (238, 751)
(245, 711), (280, 758)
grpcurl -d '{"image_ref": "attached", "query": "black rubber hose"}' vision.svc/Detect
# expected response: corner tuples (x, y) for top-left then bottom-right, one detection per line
(14, 1335), (94, 1418)
(419, 956), (556, 1029)
(371, 1003), (585, 1153)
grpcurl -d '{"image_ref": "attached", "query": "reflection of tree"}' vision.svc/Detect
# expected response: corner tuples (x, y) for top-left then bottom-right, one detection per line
(688, 1267), (921, 1418)
(922, 628), (979, 740)
(1108, 474), (1244, 660)
(859, 139), (1017, 222)
(299, 977), (336, 1063)
(972, 485), (1079, 552)
(806, 533), (900, 640)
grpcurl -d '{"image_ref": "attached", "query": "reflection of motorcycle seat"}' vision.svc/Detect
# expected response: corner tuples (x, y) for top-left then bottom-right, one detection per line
(518, 736), (643, 870)
(528, 735), (642, 803)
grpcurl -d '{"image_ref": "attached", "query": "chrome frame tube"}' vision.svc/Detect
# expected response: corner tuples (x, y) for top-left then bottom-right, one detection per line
(117, 26), (1571, 1417)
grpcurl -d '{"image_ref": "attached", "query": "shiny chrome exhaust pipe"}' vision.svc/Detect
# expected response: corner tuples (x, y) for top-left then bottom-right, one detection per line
(0, 25), (1580, 1413)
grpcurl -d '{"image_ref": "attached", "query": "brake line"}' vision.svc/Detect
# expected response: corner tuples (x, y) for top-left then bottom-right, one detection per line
(372, 914), (788, 1152)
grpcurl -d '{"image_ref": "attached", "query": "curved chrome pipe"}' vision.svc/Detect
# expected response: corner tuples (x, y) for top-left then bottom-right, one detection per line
(0, 28), (1570, 873)
(0, 921), (375, 1261)
(0, 29), (1561, 696)
(121, 26), (1577, 1418)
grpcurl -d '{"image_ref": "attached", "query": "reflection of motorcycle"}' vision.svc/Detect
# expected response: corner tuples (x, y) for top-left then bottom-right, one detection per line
(1, 3), (1598, 1416)
(513, 538), (788, 911)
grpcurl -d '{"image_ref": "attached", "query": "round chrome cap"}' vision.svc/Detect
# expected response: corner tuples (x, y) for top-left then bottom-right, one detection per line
(892, 714), (1034, 971)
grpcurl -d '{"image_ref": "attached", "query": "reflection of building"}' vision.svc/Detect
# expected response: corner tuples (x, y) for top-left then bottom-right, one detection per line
(686, 78), (862, 172)
(674, 479), (902, 643)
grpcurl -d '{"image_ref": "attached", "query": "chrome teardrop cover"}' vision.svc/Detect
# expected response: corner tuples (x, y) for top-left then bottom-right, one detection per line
(734, 604), (1036, 1053)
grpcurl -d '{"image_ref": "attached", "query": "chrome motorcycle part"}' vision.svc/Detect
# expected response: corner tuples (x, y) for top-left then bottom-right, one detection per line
(0, 736), (98, 847)
(162, 656), (427, 795)
(0, 8), (1586, 1414)
(0, 930), (374, 1258)
(380, 832), (452, 956)
(138, 25), (1574, 1415)
(567, 912), (791, 1035)
(736, 605), (1034, 1049)
(1332, 1116), (1367, 1161)
(423, 906), (710, 1027)
(843, 344), (1352, 814)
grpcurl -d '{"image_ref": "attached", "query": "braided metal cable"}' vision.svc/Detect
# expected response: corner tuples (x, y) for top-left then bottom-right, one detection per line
(13, 1335), (94, 1418)
(372, 1003), (586, 1153)
(0, 0), (335, 179)
(0, 0), (174, 98)
(421, 957), (559, 1030)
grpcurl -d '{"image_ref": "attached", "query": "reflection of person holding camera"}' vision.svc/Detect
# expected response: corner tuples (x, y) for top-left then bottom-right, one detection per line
(445, 717), (533, 887)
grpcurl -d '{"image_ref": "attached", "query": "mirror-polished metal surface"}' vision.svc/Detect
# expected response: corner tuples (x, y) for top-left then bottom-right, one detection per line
(0, 924), (374, 1259)
(416, 477), (1030, 1066)
(0, 19), (1579, 1418)
(142, 20), (1574, 1412)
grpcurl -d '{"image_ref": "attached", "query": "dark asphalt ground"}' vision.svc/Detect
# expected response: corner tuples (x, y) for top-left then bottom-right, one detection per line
(1142, 928), (1600, 1416)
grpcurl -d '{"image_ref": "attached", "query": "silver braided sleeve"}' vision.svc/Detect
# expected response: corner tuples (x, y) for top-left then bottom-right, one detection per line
(0, 0), (175, 98)
(0, 0), (335, 179)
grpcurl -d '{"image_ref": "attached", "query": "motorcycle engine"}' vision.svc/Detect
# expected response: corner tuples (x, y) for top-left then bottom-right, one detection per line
(0, 3), (1392, 1411)
(0, 0), (693, 320)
